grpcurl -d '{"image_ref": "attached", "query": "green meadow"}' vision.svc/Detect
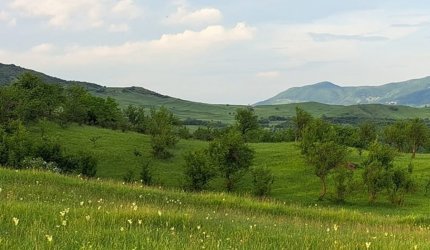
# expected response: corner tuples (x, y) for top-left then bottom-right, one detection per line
(0, 122), (429, 249)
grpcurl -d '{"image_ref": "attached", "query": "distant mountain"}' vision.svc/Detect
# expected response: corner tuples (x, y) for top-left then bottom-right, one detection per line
(256, 77), (430, 106)
(3, 62), (430, 124)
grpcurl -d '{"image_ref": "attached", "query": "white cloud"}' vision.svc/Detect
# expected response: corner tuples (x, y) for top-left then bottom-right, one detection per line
(0, 10), (16, 26)
(256, 71), (280, 78)
(165, 6), (222, 26)
(10, 0), (104, 28)
(111, 0), (140, 19)
(31, 43), (55, 53)
(8, 0), (142, 30)
(269, 10), (430, 67)
(108, 23), (129, 32)
(0, 22), (255, 67)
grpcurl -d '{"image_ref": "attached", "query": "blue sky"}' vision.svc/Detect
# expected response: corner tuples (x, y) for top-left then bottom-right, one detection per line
(1, 0), (430, 104)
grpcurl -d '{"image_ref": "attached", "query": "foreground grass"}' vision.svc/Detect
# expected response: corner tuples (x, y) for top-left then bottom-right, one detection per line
(1, 168), (429, 249)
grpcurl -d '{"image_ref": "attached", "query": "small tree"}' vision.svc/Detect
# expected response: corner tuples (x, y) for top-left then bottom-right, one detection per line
(148, 107), (178, 159)
(252, 166), (275, 197)
(208, 130), (254, 192)
(406, 118), (429, 158)
(123, 169), (135, 183)
(388, 167), (416, 205)
(332, 166), (354, 202)
(235, 107), (259, 141)
(356, 122), (377, 154)
(293, 107), (313, 141)
(306, 141), (348, 200)
(362, 142), (396, 203)
(184, 150), (215, 191)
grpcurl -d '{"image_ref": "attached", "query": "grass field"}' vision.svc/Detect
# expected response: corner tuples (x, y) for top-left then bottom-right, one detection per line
(27, 123), (430, 216)
(1, 168), (430, 249)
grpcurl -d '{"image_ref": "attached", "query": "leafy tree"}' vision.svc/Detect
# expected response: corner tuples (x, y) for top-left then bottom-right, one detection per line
(406, 118), (429, 158)
(293, 107), (313, 141)
(252, 166), (275, 197)
(362, 142), (396, 203)
(235, 107), (259, 141)
(78, 152), (97, 178)
(208, 130), (254, 192)
(184, 150), (215, 191)
(332, 165), (354, 202)
(306, 141), (348, 200)
(300, 118), (336, 155)
(388, 167), (416, 205)
(124, 105), (147, 132)
(148, 107), (178, 159)
(384, 120), (409, 152)
(356, 122), (377, 153)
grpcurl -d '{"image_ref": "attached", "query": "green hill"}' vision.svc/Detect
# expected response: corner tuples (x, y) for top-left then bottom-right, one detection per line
(2, 63), (430, 124)
(256, 77), (430, 106)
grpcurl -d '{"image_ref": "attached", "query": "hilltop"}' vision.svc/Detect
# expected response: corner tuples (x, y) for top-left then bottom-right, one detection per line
(256, 77), (430, 106)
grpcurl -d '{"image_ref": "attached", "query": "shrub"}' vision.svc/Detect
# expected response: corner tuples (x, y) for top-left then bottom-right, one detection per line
(123, 169), (135, 183)
(184, 150), (215, 191)
(140, 161), (152, 186)
(252, 166), (274, 197)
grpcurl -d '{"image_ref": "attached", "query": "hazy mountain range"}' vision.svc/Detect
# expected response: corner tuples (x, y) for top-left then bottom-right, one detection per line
(0, 63), (430, 110)
(256, 78), (430, 107)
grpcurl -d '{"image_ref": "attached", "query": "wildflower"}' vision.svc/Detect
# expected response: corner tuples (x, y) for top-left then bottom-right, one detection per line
(45, 235), (53, 242)
(127, 219), (133, 225)
(120, 227), (125, 232)
(158, 210), (162, 216)
(138, 220), (142, 225)
(365, 242), (371, 249)
(85, 215), (91, 221)
(333, 224), (338, 231)
(12, 217), (19, 226)
(62, 220), (67, 226)
(384, 232), (388, 237)
(197, 225), (201, 230)
(0, 188), (2, 192)
(80, 201), (84, 206)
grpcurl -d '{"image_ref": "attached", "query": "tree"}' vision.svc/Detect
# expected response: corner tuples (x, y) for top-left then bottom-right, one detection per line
(384, 120), (408, 152)
(362, 142), (396, 203)
(388, 167), (416, 205)
(306, 141), (348, 200)
(184, 150), (216, 191)
(356, 122), (377, 154)
(148, 107), (178, 159)
(406, 118), (429, 158)
(235, 107), (259, 141)
(124, 105), (147, 133)
(332, 165), (353, 202)
(293, 107), (313, 141)
(300, 118), (336, 155)
(208, 130), (254, 192)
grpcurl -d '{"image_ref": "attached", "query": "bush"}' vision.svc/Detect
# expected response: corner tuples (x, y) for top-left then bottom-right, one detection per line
(184, 150), (215, 191)
(332, 166), (353, 202)
(140, 161), (152, 186)
(252, 166), (274, 197)
(123, 169), (135, 183)
(78, 153), (97, 178)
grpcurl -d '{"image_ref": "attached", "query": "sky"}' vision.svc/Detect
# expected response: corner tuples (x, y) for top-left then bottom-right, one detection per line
(1, 0), (430, 104)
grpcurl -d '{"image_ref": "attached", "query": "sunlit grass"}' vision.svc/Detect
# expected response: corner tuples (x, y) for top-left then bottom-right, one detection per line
(1, 168), (429, 249)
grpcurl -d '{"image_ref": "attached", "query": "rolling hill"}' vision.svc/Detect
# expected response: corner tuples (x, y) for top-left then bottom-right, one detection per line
(256, 77), (430, 106)
(2, 62), (430, 124)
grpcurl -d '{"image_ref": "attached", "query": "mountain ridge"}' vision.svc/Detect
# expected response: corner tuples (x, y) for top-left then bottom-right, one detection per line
(256, 76), (430, 106)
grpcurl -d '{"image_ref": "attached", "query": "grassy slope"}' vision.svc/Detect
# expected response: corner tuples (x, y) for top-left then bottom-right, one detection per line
(30, 123), (430, 217)
(1, 168), (430, 249)
(94, 87), (430, 124)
